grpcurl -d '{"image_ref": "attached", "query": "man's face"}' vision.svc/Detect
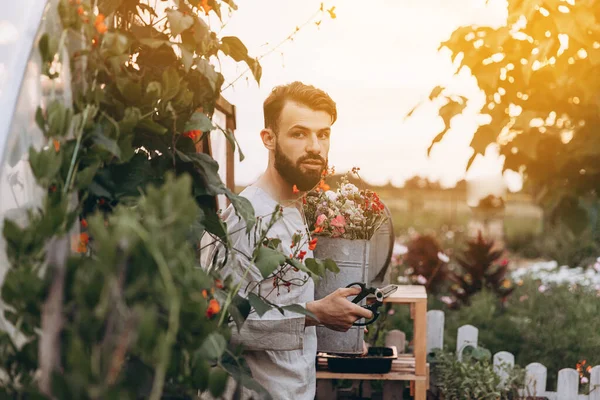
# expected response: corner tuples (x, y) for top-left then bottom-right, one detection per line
(273, 101), (332, 191)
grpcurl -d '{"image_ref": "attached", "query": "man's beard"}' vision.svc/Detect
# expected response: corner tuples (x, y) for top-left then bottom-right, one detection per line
(274, 142), (326, 191)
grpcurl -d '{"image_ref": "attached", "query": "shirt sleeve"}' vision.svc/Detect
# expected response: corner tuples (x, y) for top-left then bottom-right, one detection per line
(204, 206), (307, 352)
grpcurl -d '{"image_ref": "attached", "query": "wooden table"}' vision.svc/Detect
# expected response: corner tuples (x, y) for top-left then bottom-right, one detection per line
(316, 285), (428, 399)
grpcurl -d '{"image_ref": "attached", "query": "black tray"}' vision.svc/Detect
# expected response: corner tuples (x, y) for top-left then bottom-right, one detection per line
(318, 346), (397, 374)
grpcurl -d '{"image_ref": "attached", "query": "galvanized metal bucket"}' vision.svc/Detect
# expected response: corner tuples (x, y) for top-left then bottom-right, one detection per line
(313, 237), (370, 354)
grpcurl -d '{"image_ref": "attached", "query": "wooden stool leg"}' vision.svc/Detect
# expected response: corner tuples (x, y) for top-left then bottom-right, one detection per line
(414, 380), (426, 400)
(414, 301), (427, 400)
(316, 380), (336, 400)
(383, 381), (404, 400)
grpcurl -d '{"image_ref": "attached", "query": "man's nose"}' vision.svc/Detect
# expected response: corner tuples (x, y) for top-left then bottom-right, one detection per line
(306, 133), (321, 154)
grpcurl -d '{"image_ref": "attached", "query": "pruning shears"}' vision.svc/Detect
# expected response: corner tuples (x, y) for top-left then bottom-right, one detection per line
(346, 282), (398, 326)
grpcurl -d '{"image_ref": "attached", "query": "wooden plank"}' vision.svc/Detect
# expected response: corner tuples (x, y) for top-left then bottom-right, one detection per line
(557, 368), (579, 400)
(413, 302), (427, 400)
(456, 325), (478, 361)
(215, 95), (235, 123)
(427, 310), (444, 353)
(590, 366), (600, 400)
(384, 285), (427, 303)
(316, 371), (427, 381)
(493, 351), (515, 387)
(524, 362), (547, 397)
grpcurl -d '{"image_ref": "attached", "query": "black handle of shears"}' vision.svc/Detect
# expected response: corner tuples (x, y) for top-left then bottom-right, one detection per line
(346, 282), (381, 326)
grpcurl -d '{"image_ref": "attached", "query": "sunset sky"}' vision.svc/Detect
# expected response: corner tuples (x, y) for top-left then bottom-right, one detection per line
(213, 0), (523, 191)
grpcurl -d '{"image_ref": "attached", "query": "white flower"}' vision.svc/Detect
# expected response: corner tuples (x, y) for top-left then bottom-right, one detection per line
(416, 275), (427, 285)
(340, 183), (359, 197)
(594, 262), (600, 273)
(325, 190), (337, 202)
(538, 285), (547, 293)
(581, 377), (589, 384)
(437, 252), (450, 263)
(397, 276), (409, 283)
(393, 243), (408, 257)
(441, 296), (453, 305)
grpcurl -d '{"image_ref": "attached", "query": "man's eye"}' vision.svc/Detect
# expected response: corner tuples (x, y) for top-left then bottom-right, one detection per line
(318, 132), (330, 139)
(292, 131), (305, 137)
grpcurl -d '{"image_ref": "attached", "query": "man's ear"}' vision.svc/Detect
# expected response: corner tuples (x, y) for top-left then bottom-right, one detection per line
(260, 129), (277, 151)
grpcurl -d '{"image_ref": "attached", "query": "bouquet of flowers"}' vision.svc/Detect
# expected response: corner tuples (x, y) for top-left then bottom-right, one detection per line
(303, 169), (388, 240)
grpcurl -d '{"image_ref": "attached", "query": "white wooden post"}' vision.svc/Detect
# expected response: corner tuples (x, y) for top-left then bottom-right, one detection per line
(426, 310), (444, 353)
(557, 368), (579, 400)
(493, 351), (514, 387)
(385, 329), (406, 354)
(590, 365), (600, 400)
(523, 362), (547, 397)
(456, 324), (478, 361)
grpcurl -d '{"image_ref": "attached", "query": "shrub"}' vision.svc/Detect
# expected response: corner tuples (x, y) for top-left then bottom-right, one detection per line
(433, 346), (524, 400)
(448, 232), (514, 308)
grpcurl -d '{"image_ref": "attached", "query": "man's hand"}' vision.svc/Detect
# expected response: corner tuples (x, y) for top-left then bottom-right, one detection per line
(305, 287), (373, 332)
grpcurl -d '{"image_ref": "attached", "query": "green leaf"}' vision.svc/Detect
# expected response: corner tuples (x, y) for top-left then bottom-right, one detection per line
(75, 162), (100, 189)
(184, 112), (214, 133)
(98, 0), (124, 15)
(323, 258), (340, 274)
(305, 258), (325, 277)
(35, 107), (46, 134)
(247, 293), (271, 317)
(208, 367), (230, 398)
(47, 100), (72, 137)
(199, 332), (227, 361)
(138, 38), (170, 49)
(176, 151), (255, 230)
(102, 32), (130, 56)
(119, 107), (142, 134)
(221, 0), (238, 10)
(161, 67), (181, 101)
(29, 146), (62, 185)
(136, 3), (158, 17)
(192, 358), (210, 391)
(254, 247), (286, 278)
(220, 36), (249, 62)
(428, 98), (467, 156)
(137, 118), (168, 135)
(166, 9), (194, 37)
(195, 58), (220, 92)
(429, 85), (444, 100)
(181, 47), (194, 72)
(116, 79), (142, 104)
(282, 304), (318, 321)
(92, 131), (121, 158)
(230, 294), (251, 331)
(245, 57), (262, 85)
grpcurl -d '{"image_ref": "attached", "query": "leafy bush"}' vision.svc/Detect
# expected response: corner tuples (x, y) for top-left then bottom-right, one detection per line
(400, 234), (451, 294)
(433, 347), (524, 400)
(448, 232), (514, 308)
(443, 279), (600, 391)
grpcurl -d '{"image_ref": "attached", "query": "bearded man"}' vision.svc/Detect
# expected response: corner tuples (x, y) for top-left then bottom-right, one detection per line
(206, 82), (371, 400)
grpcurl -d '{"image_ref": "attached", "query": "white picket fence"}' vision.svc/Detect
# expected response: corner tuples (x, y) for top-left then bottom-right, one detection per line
(426, 310), (600, 400)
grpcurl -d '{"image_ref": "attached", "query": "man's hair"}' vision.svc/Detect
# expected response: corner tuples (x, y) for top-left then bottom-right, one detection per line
(263, 81), (337, 133)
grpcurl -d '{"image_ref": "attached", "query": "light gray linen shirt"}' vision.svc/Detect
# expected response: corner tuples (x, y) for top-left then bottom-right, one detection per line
(204, 186), (317, 400)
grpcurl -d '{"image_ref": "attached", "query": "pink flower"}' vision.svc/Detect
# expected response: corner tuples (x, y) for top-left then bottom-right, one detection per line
(387, 308), (395, 316)
(316, 214), (327, 227)
(440, 296), (453, 305)
(519, 295), (528, 302)
(416, 275), (427, 285)
(581, 376), (589, 384)
(538, 285), (547, 293)
(331, 214), (346, 228)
